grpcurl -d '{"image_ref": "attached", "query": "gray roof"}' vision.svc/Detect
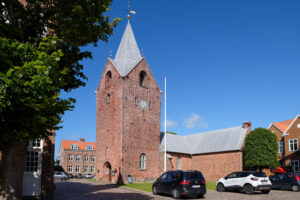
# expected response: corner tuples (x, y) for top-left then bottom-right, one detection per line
(111, 21), (143, 77)
(160, 126), (248, 155)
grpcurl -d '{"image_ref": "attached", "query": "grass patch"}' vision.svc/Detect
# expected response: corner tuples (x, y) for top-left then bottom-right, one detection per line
(118, 183), (153, 192)
(87, 179), (97, 183)
(206, 182), (216, 190)
(117, 182), (216, 192)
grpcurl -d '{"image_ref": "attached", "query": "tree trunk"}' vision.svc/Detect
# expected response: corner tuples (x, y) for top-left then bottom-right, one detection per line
(0, 140), (27, 200)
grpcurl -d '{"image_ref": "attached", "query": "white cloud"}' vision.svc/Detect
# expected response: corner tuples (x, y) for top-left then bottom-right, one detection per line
(162, 119), (178, 128)
(184, 113), (208, 129)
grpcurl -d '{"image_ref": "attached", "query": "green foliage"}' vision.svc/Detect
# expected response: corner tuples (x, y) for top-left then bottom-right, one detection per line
(244, 128), (279, 171)
(167, 132), (177, 135)
(0, 0), (120, 147)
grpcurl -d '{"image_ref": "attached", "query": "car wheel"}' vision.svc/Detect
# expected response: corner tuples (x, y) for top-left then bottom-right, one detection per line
(262, 190), (270, 194)
(152, 186), (158, 195)
(172, 188), (180, 199)
(196, 193), (204, 198)
(244, 184), (254, 195)
(217, 183), (225, 192)
(291, 184), (299, 192)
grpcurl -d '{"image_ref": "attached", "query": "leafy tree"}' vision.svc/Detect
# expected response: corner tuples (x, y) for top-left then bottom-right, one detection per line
(0, 0), (120, 198)
(244, 128), (278, 171)
(167, 132), (177, 135)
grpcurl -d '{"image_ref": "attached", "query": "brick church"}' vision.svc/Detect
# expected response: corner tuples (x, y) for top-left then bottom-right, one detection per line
(96, 19), (251, 183)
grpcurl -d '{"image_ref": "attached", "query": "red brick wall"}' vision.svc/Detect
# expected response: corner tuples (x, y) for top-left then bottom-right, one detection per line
(96, 59), (161, 183)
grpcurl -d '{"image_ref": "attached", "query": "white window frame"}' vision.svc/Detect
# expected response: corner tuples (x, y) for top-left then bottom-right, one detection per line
(278, 141), (283, 153)
(177, 156), (181, 170)
(140, 154), (146, 170)
(68, 154), (73, 161)
(28, 139), (43, 149)
(86, 145), (93, 150)
(290, 160), (299, 172)
(84, 155), (88, 162)
(68, 165), (73, 173)
(91, 166), (95, 173)
(76, 155), (80, 161)
(90, 156), (95, 162)
(71, 143), (78, 150)
(76, 165), (80, 173)
(84, 166), (88, 173)
(289, 138), (298, 152)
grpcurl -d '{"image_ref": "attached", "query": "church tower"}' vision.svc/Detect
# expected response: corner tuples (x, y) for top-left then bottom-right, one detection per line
(96, 20), (161, 183)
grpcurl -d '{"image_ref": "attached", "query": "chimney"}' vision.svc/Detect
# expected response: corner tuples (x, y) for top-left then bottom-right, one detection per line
(80, 138), (85, 142)
(243, 121), (252, 134)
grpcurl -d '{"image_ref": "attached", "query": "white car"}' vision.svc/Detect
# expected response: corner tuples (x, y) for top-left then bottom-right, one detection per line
(54, 172), (68, 181)
(216, 171), (272, 194)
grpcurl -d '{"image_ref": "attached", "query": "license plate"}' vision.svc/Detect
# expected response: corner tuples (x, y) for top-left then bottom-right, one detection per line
(261, 180), (267, 183)
(192, 185), (200, 188)
(260, 187), (269, 190)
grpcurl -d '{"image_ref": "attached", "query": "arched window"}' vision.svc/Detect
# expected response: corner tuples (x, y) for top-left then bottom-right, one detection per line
(71, 144), (78, 150)
(76, 155), (80, 161)
(106, 94), (110, 104)
(139, 71), (147, 87)
(105, 71), (112, 88)
(140, 153), (146, 170)
(86, 145), (93, 150)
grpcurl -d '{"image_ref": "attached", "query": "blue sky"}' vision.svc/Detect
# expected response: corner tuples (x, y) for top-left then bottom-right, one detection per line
(55, 0), (300, 158)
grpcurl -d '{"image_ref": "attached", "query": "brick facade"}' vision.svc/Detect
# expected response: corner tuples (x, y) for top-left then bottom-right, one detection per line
(96, 58), (161, 183)
(59, 139), (96, 176)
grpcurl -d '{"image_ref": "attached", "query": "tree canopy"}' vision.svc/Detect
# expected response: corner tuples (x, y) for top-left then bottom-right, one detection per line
(244, 128), (278, 171)
(0, 0), (120, 147)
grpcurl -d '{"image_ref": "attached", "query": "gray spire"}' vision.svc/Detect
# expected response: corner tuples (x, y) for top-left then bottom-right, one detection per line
(112, 21), (143, 77)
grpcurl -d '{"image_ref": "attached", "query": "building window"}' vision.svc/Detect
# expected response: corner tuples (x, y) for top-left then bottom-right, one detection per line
(71, 143), (78, 150)
(289, 139), (298, 152)
(91, 166), (95, 173)
(24, 151), (39, 172)
(76, 155), (80, 161)
(139, 71), (147, 87)
(105, 71), (112, 88)
(290, 160), (299, 172)
(149, 102), (152, 110)
(84, 166), (88, 173)
(107, 94), (110, 104)
(177, 156), (181, 170)
(86, 145), (93, 150)
(68, 154), (73, 161)
(278, 141), (283, 153)
(32, 139), (41, 148)
(76, 166), (80, 173)
(90, 156), (95, 162)
(84, 155), (88, 162)
(135, 97), (138, 106)
(68, 165), (73, 173)
(140, 154), (146, 170)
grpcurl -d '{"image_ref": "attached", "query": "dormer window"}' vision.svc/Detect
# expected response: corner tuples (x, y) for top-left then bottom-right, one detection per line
(139, 71), (147, 87)
(71, 144), (78, 150)
(86, 145), (93, 150)
(105, 71), (112, 88)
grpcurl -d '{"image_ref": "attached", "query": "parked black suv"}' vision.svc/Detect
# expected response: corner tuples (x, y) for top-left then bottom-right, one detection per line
(270, 172), (300, 192)
(152, 170), (206, 199)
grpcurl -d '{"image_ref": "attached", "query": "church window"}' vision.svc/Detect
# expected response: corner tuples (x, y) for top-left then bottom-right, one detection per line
(135, 97), (138, 106)
(139, 71), (147, 87)
(105, 71), (112, 88)
(140, 153), (146, 170)
(71, 143), (78, 150)
(149, 102), (152, 110)
(177, 156), (181, 170)
(107, 94), (110, 104)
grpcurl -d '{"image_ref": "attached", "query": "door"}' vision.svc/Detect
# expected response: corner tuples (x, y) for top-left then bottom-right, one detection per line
(223, 172), (238, 188)
(23, 139), (43, 196)
(155, 173), (167, 194)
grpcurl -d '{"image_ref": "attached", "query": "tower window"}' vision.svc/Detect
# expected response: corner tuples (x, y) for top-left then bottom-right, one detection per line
(149, 102), (152, 110)
(139, 71), (147, 87)
(107, 94), (110, 104)
(140, 153), (146, 170)
(135, 97), (138, 106)
(105, 71), (112, 88)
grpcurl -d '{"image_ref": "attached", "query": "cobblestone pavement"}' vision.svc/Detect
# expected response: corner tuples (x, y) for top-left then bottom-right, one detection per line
(54, 179), (300, 200)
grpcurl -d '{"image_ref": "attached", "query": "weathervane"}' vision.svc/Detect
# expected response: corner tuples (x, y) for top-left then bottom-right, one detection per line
(127, 1), (136, 20)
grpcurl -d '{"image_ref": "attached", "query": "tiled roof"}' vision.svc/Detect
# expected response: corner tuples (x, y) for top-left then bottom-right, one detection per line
(61, 140), (96, 150)
(273, 119), (294, 132)
(160, 126), (248, 155)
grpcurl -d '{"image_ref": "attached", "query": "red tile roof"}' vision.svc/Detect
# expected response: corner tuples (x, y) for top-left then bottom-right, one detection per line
(61, 140), (96, 150)
(273, 119), (294, 132)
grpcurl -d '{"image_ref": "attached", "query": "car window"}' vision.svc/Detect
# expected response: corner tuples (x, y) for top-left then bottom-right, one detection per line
(226, 172), (237, 179)
(252, 172), (267, 177)
(159, 173), (167, 181)
(183, 172), (199, 180)
(238, 172), (251, 178)
(274, 174), (285, 181)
